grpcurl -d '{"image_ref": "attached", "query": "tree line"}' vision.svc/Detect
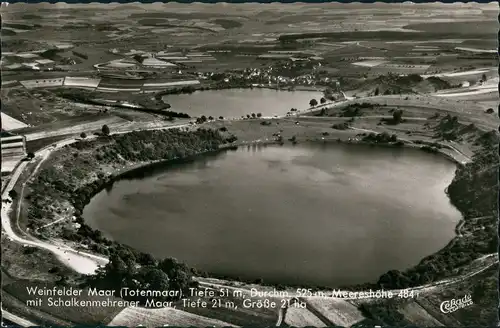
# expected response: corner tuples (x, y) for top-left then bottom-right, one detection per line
(84, 245), (197, 305)
(28, 128), (233, 252)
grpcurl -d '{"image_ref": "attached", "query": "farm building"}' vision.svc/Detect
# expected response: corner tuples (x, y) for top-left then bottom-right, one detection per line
(258, 54), (291, 60)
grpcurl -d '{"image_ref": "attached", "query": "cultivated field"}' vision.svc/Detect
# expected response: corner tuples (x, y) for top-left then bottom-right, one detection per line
(108, 306), (238, 327)
(1, 112), (29, 130)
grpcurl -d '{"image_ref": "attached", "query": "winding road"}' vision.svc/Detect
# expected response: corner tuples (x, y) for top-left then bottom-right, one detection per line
(2, 123), (190, 275)
(2, 141), (108, 274)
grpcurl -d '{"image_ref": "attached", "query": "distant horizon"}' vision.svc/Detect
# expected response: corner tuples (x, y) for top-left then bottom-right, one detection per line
(1, 1), (498, 9)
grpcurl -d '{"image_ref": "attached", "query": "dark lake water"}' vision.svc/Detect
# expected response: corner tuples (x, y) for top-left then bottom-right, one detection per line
(83, 143), (461, 287)
(162, 88), (323, 118)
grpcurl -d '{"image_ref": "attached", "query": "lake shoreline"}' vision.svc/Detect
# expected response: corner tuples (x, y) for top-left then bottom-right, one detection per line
(75, 130), (466, 289)
(160, 87), (325, 119)
(83, 140), (459, 286)
(23, 99), (496, 293)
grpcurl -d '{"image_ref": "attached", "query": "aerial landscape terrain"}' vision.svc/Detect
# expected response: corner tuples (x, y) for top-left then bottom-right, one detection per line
(0, 2), (498, 327)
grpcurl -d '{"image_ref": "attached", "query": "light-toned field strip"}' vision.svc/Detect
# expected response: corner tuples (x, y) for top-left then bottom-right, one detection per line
(386, 39), (464, 44)
(434, 88), (497, 97)
(142, 80), (201, 87)
(423, 68), (495, 78)
(352, 60), (386, 67)
(397, 301), (444, 326)
(4, 76), (202, 91)
(435, 77), (499, 95)
(455, 47), (497, 53)
(377, 64), (431, 70)
(96, 87), (142, 92)
(173, 60), (204, 63)
(415, 45), (439, 48)
(157, 56), (189, 60)
(1, 136), (25, 142)
(108, 306), (239, 327)
(23, 119), (131, 141)
(1, 148), (25, 156)
(1, 112), (29, 130)
(106, 62), (137, 68)
(1, 308), (37, 327)
(1, 157), (25, 173)
(63, 77), (101, 88)
(284, 307), (326, 327)
(394, 56), (437, 59)
(1, 80), (20, 86)
(20, 79), (65, 89)
(1, 142), (25, 149)
(305, 298), (364, 327)
(441, 69), (493, 77)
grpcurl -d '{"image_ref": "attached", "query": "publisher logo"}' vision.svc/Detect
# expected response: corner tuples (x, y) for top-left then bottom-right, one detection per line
(440, 294), (473, 313)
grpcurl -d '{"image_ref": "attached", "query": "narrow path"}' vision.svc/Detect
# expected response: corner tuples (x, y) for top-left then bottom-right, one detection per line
(34, 215), (68, 232)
